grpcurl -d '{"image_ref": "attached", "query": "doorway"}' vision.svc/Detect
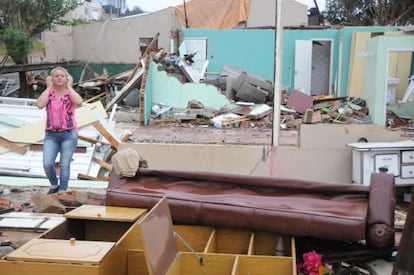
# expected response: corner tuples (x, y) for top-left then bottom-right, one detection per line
(294, 39), (333, 96)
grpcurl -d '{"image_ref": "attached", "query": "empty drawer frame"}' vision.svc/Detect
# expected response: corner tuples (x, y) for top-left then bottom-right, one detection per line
(129, 198), (297, 275)
(0, 205), (148, 275)
(0, 198), (296, 275)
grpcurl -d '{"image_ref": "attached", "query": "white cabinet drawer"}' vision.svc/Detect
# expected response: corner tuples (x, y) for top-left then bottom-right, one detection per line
(401, 165), (414, 178)
(374, 153), (399, 176)
(401, 151), (414, 163)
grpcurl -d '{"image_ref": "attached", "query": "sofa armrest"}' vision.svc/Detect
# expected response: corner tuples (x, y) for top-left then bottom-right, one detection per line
(366, 172), (395, 248)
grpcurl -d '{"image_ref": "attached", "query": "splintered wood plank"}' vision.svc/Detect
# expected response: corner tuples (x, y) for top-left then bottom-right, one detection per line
(0, 136), (27, 154)
(93, 121), (120, 150)
(29, 143), (87, 153)
(105, 67), (144, 112)
(0, 101), (106, 154)
(92, 157), (112, 171)
(91, 106), (121, 150)
(77, 173), (110, 181)
(78, 134), (109, 145)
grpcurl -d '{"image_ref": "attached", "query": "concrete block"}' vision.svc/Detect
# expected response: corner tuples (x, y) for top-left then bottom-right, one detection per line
(234, 71), (273, 92)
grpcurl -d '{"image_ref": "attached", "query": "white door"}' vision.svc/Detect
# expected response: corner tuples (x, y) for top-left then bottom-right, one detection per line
(294, 40), (312, 95)
(182, 38), (208, 74)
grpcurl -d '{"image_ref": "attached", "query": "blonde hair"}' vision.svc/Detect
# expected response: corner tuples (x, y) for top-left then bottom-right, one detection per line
(46, 66), (76, 92)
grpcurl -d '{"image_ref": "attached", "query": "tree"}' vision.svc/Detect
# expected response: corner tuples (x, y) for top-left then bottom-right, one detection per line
(325, 0), (414, 26)
(127, 6), (145, 16)
(0, 0), (78, 97)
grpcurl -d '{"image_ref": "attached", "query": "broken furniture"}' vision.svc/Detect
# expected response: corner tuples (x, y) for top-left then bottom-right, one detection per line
(132, 198), (296, 275)
(0, 198), (296, 275)
(348, 140), (414, 186)
(0, 204), (148, 275)
(105, 168), (395, 249)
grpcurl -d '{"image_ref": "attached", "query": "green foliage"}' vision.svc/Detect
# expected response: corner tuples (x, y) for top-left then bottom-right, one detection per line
(0, 0), (78, 35)
(128, 6), (145, 15)
(0, 0), (78, 64)
(1, 26), (31, 63)
(325, 0), (414, 26)
(0, 39), (42, 55)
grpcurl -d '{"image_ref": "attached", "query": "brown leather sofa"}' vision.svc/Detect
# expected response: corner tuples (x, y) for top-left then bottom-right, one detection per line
(105, 169), (395, 248)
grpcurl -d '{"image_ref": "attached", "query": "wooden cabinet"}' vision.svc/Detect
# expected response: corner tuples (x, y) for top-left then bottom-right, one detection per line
(129, 198), (297, 275)
(0, 205), (147, 275)
(1, 199), (296, 275)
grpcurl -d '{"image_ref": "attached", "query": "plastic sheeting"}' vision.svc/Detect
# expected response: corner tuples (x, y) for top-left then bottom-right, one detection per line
(174, 0), (251, 29)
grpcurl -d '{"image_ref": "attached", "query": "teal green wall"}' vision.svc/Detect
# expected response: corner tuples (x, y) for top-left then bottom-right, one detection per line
(182, 29), (275, 81)
(337, 26), (399, 95)
(281, 29), (339, 93)
(279, 26), (397, 95)
(183, 27), (399, 96)
(144, 63), (154, 125)
(366, 35), (414, 125)
(146, 61), (239, 125)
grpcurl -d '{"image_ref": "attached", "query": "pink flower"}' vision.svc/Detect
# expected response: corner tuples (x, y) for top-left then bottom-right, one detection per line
(303, 250), (322, 272)
(297, 251), (333, 275)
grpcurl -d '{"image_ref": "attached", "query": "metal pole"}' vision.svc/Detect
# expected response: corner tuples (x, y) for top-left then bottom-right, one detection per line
(272, 0), (283, 146)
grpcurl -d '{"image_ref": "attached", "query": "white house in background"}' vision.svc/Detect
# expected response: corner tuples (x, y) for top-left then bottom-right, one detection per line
(70, 1), (104, 21)
(93, 0), (128, 15)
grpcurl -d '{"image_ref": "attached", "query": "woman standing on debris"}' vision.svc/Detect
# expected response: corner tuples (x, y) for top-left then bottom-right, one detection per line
(36, 67), (83, 194)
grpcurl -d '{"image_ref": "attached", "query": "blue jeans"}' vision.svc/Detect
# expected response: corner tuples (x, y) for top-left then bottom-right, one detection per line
(43, 129), (78, 192)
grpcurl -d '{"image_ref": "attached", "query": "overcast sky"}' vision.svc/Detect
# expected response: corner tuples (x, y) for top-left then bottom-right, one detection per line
(125, 0), (326, 13)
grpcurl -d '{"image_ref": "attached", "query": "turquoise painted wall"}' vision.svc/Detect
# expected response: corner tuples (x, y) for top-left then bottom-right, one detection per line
(183, 27), (399, 97)
(366, 35), (414, 125)
(146, 61), (239, 125)
(281, 28), (339, 93)
(337, 26), (399, 95)
(144, 63), (154, 125)
(182, 29), (276, 81)
(281, 26), (398, 95)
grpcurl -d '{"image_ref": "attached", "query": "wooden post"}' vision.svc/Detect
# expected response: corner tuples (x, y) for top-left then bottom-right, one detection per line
(392, 188), (414, 274)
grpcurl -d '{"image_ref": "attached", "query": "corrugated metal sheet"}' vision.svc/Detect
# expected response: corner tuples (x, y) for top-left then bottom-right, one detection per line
(0, 97), (112, 180)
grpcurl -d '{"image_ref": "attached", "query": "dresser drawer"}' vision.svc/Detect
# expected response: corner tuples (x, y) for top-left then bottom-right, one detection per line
(374, 153), (399, 176)
(401, 165), (414, 178)
(401, 151), (414, 164)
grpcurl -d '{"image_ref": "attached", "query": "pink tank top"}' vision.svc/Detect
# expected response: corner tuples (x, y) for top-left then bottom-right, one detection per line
(45, 89), (77, 131)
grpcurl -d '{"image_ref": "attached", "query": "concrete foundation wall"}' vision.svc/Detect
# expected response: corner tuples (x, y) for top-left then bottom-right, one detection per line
(44, 8), (179, 63)
(119, 124), (404, 184)
(43, 25), (74, 63)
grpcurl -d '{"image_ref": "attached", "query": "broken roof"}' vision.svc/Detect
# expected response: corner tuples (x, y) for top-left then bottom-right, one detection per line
(174, 0), (251, 29)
